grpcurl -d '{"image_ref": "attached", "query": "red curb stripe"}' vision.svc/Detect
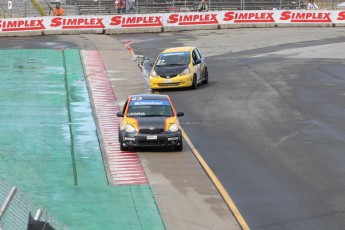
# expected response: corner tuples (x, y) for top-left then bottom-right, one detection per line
(82, 50), (148, 186)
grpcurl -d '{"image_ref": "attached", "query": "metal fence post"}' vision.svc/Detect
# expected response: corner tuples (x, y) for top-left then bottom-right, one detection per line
(99, 0), (101, 14)
(24, 0), (27, 17)
(0, 186), (17, 219)
(34, 209), (42, 220)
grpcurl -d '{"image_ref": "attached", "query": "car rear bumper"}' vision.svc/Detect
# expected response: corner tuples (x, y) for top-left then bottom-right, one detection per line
(120, 131), (182, 148)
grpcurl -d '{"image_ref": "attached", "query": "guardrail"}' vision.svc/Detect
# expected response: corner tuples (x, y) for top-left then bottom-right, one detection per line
(1, 0), (342, 18)
(0, 10), (344, 36)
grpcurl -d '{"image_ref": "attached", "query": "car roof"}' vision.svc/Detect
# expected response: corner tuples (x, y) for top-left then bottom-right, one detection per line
(130, 94), (170, 101)
(162, 47), (195, 53)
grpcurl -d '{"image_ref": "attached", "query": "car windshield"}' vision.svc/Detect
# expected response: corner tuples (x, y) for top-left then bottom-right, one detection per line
(127, 100), (174, 117)
(155, 52), (190, 66)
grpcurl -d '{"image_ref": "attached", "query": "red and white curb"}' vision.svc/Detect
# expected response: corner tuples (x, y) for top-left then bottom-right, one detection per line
(81, 50), (148, 185)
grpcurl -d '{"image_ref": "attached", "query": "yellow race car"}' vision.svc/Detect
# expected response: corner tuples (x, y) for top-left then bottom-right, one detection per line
(149, 46), (208, 90)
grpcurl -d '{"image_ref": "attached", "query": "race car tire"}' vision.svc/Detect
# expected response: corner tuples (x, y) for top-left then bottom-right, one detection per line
(119, 132), (128, 151)
(175, 139), (183, 151)
(202, 69), (208, 84)
(120, 142), (128, 151)
(191, 75), (198, 90)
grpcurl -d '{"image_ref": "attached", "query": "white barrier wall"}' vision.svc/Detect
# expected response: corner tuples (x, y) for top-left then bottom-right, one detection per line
(1, 10), (345, 34)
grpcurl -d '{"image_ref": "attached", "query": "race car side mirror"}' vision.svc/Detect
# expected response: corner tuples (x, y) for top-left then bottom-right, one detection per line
(117, 112), (124, 117)
(176, 112), (184, 117)
(195, 59), (201, 65)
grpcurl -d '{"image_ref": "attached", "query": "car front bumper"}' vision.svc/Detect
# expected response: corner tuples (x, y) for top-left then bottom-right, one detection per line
(120, 131), (182, 149)
(149, 74), (193, 89)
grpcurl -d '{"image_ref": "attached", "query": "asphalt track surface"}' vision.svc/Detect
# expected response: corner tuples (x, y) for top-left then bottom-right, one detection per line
(1, 27), (345, 230)
(114, 28), (345, 230)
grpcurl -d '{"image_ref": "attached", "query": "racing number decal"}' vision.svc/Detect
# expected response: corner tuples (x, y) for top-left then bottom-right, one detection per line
(156, 59), (165, 66)
(132, 96), (143, 101)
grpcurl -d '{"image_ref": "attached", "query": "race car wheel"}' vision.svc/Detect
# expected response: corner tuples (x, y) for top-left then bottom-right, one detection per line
(191, 75), (198, 90)
(119, 132), (128, 151)
(175, 139), (183, 151)
(202, 69), (208, 84)
(120, 142), (128, 151)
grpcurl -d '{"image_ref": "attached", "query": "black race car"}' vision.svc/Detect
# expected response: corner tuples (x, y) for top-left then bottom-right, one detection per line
(117, 94), (184, 151)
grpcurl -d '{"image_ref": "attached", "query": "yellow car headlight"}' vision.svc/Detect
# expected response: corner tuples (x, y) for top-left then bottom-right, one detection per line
(125, 124), (136, 134)
(168, 123), (179, 133)
(181, 67), (190, 75)
(150, 69), (158, 77)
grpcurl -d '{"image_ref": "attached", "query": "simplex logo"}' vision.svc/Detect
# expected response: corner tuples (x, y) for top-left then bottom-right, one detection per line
(110, 15), (163, 27)
(168, 13), (218, 25)
(223, 12), (275, 23)
(0, 19), (45, 32)
(50, 17), (105, 29)
(279, 11), (332, 22)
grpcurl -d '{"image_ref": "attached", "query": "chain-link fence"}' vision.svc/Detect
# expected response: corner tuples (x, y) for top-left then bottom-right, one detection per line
(77, 0), (345, 16)
(137, 0), (343, 13)
(0, 0), (76, 18)
(0, 177), (67, 230)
